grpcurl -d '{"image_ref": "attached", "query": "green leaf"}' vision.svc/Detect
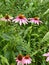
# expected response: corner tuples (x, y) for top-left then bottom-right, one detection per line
(41, 32), (49, 43)
(0, 55), (9, 65)
(43, 9), (49, 15)
(23, 26), (32, 38)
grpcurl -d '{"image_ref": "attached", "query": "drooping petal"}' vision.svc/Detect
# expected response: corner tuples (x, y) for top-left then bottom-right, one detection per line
(21, 19), (28, 25)
(43, 52), (49, 57)
(17, 61), (20, 65)
(0, 17), (7, 22)
(19, 20), (22, 25)
(34, 20), (39, 25)
(46, 57), (49, 62)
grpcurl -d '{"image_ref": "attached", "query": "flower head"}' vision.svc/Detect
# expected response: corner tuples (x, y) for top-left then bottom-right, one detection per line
(15, 54), (32, 65)
(16, 54), (24, 65)
(0, 14), (13, 22)
(28, 17), (42, 25)
(13, 14), (28, 25)
(23, 55), (32, 65)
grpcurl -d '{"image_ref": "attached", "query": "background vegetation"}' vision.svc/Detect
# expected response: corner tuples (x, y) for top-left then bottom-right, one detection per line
(0, 0), (49, 65)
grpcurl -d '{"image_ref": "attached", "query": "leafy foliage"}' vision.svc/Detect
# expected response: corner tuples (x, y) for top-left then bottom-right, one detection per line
(0, 0), (49, 65)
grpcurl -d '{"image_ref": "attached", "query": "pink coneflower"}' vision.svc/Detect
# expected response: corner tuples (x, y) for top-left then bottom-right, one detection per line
(23, 55), (32, 65)
(0, 14), (13, 22)
(28, 17), (42, 25)
(16, 54), (32, 65)
(16, 54), (24, 65)
(43, 52), (49, 62)
(13, 14), (28, 25)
